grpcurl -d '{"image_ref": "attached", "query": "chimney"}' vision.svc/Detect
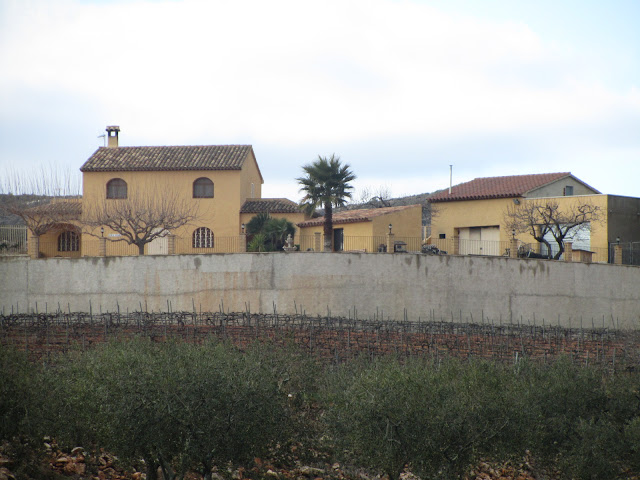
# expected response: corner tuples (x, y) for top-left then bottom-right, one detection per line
(106, 125), (120, 148)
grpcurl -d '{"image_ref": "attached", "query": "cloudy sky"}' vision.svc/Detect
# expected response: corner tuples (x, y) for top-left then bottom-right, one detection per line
(1, 0), (639, 201)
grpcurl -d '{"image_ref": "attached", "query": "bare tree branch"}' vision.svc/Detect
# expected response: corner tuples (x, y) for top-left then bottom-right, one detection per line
(350, 184), (393, 208)
(504, 199), (602, 260)
(0, 165), (82, 235)
(83, 187), (200, 255)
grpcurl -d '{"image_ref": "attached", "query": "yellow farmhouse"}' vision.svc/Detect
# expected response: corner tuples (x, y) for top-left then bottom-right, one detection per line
(429, 172), (640, 262)
(31, 126), (308, 257)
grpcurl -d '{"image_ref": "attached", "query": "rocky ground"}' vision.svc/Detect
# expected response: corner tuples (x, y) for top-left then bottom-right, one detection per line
(0, 439), (542, 480)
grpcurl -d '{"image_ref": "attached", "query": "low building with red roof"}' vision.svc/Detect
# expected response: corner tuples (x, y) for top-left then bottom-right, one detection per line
(428, 172), (640, 262)
(297, 204), (423, 252)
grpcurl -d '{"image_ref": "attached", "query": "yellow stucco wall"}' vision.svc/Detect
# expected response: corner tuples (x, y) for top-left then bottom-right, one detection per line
(430, 198), (514, 243)
(238, 150), (264, 204)
(371, 206), (422, 238)
(297, 205), (422, 252)
(430, 195), (609, 258)
(80, 153), (264, 255)
(529, 195), (609, 254)
(35, 227), (82, 258)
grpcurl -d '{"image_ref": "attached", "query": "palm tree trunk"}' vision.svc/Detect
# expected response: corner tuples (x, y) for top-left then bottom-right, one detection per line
(323, 202), (333, 252)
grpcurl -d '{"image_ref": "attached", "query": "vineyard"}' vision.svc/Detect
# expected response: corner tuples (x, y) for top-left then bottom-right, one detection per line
(2, 308), (639, 367)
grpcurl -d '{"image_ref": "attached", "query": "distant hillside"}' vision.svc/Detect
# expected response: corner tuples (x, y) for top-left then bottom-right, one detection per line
(338, 189), (446, 225)
(0, 194), (80, 226)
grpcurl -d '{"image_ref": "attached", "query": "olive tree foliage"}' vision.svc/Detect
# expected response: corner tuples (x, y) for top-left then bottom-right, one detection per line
(325, 357), (519, 480)
(297, 155), (356, 251)
(516, 359), (635, 480)
(50, 340), (292, 480)
(0, 347), (43, 441)
(82, 186), (200, 255)
(504, 199), (602, 259)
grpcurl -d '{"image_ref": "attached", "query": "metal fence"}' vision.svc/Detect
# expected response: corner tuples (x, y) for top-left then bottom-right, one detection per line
(7, 230), (633, 265)
(611, 242), (640, 266)
(0, 225), (27, 255)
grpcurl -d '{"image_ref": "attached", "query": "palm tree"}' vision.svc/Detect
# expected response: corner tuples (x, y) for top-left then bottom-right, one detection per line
(297, 155), (356, 252)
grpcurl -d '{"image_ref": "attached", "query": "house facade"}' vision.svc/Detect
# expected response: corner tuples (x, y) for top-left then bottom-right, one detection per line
(429, 172), (640, 261)
(297, 204), (423, 252)
(30, 126), (307, 257)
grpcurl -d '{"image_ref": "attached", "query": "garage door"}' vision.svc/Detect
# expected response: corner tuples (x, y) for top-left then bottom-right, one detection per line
(459, 226), (501, 256)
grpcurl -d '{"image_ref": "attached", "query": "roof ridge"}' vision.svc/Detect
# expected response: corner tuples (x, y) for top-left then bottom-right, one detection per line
(430, 172), (583, 203)
(470, 172), (570, 181)
(100, 144), (252, 149)
(81, 145), (253, 172)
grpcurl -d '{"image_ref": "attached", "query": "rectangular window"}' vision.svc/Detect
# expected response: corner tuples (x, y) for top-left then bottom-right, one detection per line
(439, 233), (446, 239)
(564, 185), (574, 196)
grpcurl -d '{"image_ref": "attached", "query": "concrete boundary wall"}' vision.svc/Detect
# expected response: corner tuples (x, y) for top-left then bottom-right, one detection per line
(1, 253), (639, 328)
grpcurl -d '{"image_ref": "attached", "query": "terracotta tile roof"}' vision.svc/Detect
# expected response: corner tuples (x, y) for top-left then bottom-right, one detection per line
(240, 198), (302, 214)
(429, 172), (576, 202)
(297, 204), (421, 227)
(28, 200), (82, 219)
(80, 145), (253, 172)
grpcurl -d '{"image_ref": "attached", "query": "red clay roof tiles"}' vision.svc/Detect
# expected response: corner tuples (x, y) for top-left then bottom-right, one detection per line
(297, 204), (421, 227)
(429, 172), (574, 202)
(240, 198), (302, 214)
(80, 145), (253, 172)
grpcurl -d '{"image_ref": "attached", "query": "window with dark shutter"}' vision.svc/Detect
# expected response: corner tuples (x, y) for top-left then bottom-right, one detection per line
(106, 178), (127, 199)
(193, 178), (214, 198)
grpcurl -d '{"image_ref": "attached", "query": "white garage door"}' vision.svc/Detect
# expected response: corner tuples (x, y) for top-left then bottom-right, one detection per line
(459, 226), (501, 256)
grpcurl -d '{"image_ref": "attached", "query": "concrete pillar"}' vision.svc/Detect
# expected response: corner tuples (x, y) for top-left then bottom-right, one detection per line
(239, 233), (247, 253)
(614, 244), (623, 265)
(452, 236), (459, 255)
(564, 241), (573, 262)
(98, 237), (107, 257)
(509, 237), (518, 259)
(167, 235), (176, 255)
(386, 232), (395, 253)
(28, 235), (40, 259)
(314, 232), (322, 252)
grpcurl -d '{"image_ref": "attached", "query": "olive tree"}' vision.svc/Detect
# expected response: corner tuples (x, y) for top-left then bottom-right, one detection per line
(326, 357), (517, 480)
(52, 340), (291, 480)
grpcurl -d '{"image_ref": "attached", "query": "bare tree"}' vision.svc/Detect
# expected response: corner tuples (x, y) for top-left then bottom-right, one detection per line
(0, 165), (82, 234)
(350, 184), (393, 208)
(83, 187), (200, 255)
(504, 199), (602, 260)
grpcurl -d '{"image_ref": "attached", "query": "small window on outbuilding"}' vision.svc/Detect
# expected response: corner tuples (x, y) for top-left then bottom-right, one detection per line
(564, 185), (574, 196)
(193, 227), (214, 248)
(193, 178), (214, 198)
(439, 233), (446, 239)
(106, 178), (127, 199)
(58, 231), (79, 252)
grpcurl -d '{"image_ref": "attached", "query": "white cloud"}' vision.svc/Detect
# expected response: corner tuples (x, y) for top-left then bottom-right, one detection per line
(1, 0), (639, 197)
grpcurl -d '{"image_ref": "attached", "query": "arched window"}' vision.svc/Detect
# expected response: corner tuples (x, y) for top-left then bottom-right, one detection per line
(58, 231), (79, 252)
(193, 227), (214, 248)
(193, 177), (214, 198)
(106, 178), (127, 199)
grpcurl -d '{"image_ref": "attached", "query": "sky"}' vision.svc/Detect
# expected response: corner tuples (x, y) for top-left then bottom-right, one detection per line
(1, 0), (639, 202)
